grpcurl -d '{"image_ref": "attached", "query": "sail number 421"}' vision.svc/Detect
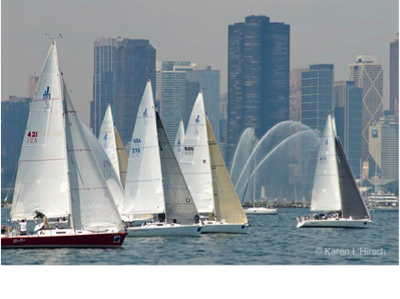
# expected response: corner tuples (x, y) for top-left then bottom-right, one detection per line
(27, 131), (38, 143)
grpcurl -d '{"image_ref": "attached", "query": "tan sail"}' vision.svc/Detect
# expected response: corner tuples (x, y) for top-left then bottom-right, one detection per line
(207, 118), (248, 224)
(115, 125), (128, 189)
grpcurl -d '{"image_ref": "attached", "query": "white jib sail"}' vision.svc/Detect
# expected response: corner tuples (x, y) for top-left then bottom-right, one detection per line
(98, 105), (121, 182)
(173, 120), (185, 162)
(310, 114), (342, 212)
(179, 92), (214, 213)
(123, 80), (164, 218)
(64, 79), (122, 232)
(83, 123), (125, 215)
(11, 42), (70, 221)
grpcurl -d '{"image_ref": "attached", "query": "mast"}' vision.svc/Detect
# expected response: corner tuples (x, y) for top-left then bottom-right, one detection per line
(253, 157), (256, 208)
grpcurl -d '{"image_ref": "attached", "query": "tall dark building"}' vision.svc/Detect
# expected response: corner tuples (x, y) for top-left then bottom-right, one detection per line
(334, 81), (363, 178)
(90, 37), (120, 137)
(389, 33), (399, 115)
(227, 15), (290, 167)
(301, 64), (334, 132)
(1, 96), (31, 188)
(186, 66), (220, 142)
(113, 39), (156, 145)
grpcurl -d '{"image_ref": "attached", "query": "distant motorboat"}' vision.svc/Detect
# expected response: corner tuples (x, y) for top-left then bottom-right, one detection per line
(244, 207), (279, 216)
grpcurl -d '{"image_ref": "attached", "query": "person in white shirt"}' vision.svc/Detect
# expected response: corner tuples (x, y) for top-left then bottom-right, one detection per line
(20, 218), (27, 236)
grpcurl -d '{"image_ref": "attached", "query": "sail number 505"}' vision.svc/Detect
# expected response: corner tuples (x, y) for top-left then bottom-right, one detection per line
(27, 131), (38, 143)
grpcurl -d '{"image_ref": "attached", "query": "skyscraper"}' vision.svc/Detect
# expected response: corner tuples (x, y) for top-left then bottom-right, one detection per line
(227, 15), (290, 167)
(368, 114), (398, 180)
(301, 64), (334, 132)
(349, 55), (383, 162)
(186, 66), (220, 142)
(90, 37), (120, 137)
(157, 61), (196, 142)
(27, 74), (39, 98)
(389, 33), (399, 115)
(334, 81), (363, 178)
(219, 93), (228, 161)
(290, 68), (307, 122)
(1, 96), (31, 188)
(114, 39), (156, 145)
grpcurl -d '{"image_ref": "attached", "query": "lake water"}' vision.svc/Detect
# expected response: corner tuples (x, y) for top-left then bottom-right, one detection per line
(1, 207), (398, 265)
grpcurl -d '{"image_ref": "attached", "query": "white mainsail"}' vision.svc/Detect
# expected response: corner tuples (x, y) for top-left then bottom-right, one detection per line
(123, 80), (164, 218)
(63, 79), (122, 232)
(98, 105), (120, 182)
(207, 118), (247, 224)
(310, 114), (342, 212)
(11, 42), (70, 221)
(179, 92), (214, 213)
(173, 120), (185, 161)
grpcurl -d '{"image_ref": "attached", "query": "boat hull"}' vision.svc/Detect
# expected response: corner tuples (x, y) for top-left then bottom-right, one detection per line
(201, 222), (249, 234)
(126, 224), (202, 237)
(1, 231), (126, 249)
(244, 208), (278, 215)
(297, 219), (371, 229)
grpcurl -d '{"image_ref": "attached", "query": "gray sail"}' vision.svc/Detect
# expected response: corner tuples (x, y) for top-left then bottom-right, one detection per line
(335, 137), (370, 219)
(156, 112), (200, 225)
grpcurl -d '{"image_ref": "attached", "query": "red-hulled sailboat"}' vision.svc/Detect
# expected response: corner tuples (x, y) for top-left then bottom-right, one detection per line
(2, 38), (126, 249)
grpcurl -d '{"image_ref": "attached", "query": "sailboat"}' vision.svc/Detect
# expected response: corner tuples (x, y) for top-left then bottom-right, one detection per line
(122, 81), (202, 237)
(2, 41), (126, 248)
(179, 92), (249, 233)
(173, 120), (185, 161)
(98, 105), (128, 189)
(243, 159), (278, 215)
(297, 114), (372, 228)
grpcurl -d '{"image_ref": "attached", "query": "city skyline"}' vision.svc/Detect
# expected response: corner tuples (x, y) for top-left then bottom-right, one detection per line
(1, 0), (398, 127)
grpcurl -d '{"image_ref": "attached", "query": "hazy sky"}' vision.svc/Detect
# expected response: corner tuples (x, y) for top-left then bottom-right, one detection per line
(1, 0), (398, 126)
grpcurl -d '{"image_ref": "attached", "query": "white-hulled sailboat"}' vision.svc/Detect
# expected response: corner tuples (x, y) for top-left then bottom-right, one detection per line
(178, 92), (249, 233)
(243, 158), (278, 215)
(2, 41), (126, 248)
(98, 105), (128, 189)
(297, 114), (372, 228)
(122, 81), (202, 237)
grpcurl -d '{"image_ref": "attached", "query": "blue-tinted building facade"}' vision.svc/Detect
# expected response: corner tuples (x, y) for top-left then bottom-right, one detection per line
(334, 81), (363, 178)
(301, 64), (334, 132)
